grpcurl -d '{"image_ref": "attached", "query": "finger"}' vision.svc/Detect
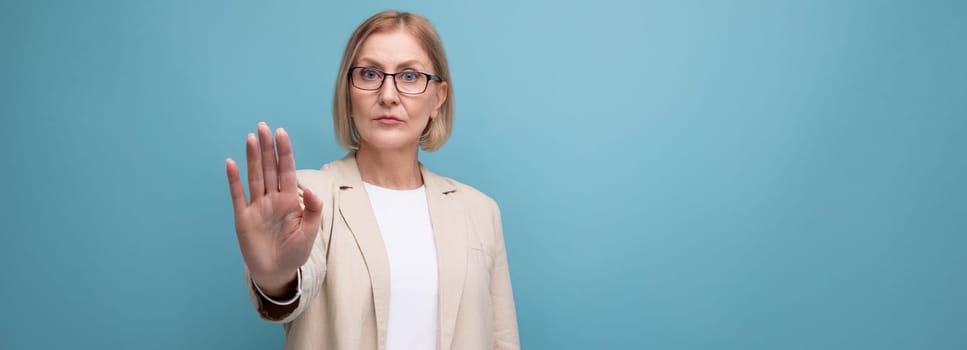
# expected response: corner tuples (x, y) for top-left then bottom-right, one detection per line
(277, 128), (298, 192)
(245, 132), (264, 202)
(226, 158), (247, 211)
(300, 187), (324, 235)
(258, 122), (279, 193)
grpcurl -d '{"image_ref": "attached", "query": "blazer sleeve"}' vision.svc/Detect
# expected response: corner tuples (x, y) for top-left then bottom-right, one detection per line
(490, 199), (521, 349)
(243, 170), (333, 324)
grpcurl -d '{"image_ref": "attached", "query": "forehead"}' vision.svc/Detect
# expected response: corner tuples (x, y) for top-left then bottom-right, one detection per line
(354, 30), (432, 71)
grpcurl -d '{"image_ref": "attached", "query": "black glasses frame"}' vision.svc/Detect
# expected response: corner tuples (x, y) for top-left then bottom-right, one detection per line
(348, 66), (442, 95)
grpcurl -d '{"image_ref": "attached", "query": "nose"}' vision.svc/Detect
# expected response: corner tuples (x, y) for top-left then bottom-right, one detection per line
(378, 75), (400, 106)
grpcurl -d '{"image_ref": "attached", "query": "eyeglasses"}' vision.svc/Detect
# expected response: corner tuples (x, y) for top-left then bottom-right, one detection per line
(348, 66), (442, 95)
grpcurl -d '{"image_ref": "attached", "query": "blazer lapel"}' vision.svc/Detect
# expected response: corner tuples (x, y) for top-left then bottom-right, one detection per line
(422, 166), (468, 350)
(330, 154), (468, 350)
(332, 155), (392, 349)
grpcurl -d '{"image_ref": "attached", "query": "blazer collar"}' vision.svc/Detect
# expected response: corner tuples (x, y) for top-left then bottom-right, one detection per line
(330, 152), (467, 350)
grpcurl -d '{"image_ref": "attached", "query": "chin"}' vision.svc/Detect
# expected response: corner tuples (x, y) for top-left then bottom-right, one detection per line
(359, 133), (420, 151)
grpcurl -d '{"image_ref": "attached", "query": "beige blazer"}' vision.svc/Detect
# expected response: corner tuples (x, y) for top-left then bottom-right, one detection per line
(244, 153), (520, 350)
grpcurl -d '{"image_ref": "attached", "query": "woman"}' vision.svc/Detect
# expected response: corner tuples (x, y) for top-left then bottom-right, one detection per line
(224, 10), (520, 350)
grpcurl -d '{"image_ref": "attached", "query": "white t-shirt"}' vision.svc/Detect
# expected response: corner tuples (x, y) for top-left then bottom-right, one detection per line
(363, 182), (439, 350)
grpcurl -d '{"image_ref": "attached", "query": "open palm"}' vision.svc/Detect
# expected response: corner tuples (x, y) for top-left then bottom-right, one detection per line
(225, 122), (323, 292)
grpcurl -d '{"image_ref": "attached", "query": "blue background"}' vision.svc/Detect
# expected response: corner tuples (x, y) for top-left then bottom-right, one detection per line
(2, 0), (965, 349)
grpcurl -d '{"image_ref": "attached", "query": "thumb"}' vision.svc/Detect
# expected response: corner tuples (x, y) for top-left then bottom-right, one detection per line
(301, 187), (324, 233)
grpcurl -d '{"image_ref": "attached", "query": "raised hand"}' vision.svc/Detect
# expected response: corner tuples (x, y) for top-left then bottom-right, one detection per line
(226, 122), (323, 297)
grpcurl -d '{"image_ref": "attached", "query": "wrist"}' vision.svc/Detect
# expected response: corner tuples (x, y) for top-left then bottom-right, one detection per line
(252, 268), (299, 299)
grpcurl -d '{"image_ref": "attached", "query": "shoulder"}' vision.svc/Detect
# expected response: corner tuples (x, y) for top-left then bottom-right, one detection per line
(294, 155), (355, 190)
(429, 173), (507, 253)
(294, 167), (332, 193)
(430, 172), (501, 215)
(291, 157), (355, 206)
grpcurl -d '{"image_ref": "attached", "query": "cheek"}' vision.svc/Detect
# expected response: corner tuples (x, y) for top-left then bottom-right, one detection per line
(348, 91), (370, 113)
(408, 97), (438, 118)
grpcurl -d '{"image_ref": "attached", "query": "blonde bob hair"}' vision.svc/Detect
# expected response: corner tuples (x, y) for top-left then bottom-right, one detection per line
(332, 10), (454, 152)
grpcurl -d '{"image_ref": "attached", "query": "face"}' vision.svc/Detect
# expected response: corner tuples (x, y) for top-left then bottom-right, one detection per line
(349, 30), (448, 152)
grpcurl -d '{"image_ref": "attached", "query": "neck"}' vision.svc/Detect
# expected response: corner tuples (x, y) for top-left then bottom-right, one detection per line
(355, 144), (423, 190)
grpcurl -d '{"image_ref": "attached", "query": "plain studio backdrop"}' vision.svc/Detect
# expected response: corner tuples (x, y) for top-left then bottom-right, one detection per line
(1, 0), (964, 349)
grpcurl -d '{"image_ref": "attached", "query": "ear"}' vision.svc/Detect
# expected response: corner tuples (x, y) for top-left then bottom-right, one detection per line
(430, 81), (448, 119)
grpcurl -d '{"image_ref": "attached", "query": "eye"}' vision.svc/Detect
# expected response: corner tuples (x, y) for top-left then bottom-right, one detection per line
(360, 68), (381, 80)
(399, 71), (420, 82)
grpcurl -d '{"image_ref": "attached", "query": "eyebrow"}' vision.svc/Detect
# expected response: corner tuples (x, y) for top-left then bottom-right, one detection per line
(354, 57), (428, 72)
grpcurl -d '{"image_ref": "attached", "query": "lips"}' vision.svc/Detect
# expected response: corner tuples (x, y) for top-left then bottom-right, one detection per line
(374, 115), (403, 125)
